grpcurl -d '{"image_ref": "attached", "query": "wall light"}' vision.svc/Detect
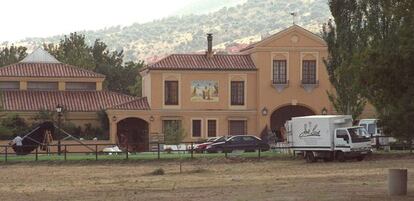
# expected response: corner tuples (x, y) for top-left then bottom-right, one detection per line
(261, 107), (268, 116)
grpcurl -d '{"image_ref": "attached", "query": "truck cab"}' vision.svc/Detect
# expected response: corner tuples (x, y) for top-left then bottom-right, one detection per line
(335, 127), (371, 160)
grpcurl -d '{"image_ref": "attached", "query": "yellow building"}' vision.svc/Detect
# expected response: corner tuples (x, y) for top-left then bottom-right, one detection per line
(107, 25), (338, 151)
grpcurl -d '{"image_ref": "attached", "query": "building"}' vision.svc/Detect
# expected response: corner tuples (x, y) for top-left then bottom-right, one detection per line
(0, 48), (149, 148)
(106, 25), (336, 151)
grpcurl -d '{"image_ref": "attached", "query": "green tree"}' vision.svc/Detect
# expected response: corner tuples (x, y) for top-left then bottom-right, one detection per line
(358, 0), (414, 151)
(44, 33), (95, 70)
(323, 0), (367, 119)
(164, 121), (186, 145)
(44, 33), (145, 95)
(0, 45), (27, 67)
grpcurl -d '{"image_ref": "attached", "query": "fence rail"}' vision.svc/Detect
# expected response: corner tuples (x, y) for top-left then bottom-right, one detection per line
(0, 137), (410, 163)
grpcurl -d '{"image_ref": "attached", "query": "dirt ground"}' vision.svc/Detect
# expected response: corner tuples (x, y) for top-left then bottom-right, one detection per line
(0, 154), (414, 201)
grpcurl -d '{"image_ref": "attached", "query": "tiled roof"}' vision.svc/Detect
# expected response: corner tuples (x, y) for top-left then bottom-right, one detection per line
(147, 54), (256, 71)
(109, 97), (150, 110)
(0, 91), (150, 112)
(0, 63), (105, 78)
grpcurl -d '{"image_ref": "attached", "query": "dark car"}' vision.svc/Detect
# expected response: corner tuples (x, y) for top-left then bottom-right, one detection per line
(206, 135), (270, 153)
(192, 136), (228, 153)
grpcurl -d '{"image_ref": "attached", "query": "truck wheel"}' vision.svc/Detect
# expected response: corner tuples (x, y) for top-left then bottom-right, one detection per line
(356, 156), (365, 161)
(306, 151), (316, 163)
(336, 151), (345, 162)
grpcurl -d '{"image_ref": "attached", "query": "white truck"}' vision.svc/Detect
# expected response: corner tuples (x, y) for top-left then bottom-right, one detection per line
(286, 115), (372, 162)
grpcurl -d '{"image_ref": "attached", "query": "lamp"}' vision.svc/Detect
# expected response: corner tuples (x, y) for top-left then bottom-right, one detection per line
(321, 107), (328, 115)
(149, 115), (155, 122)
(56, 104), (63, 155)
(261, 107), (268, 116)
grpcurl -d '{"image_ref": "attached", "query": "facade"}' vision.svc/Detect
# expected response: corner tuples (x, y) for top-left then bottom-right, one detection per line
(107, 25), (340, 151)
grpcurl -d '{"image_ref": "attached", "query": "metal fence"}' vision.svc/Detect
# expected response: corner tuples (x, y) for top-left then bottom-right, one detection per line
(1, 136), (410, 163)
(0, 141), (286, 163)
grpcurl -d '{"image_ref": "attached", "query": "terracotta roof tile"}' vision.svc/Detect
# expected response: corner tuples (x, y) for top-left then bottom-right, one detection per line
(0, 63), (105, 78)
(147, 54), (256, 71)
(0, 91), (150, 112)
(109, 97), (150, 110)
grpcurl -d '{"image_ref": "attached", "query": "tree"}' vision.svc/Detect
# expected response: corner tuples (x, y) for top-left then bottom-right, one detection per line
(323, 0), (367, 119)
(44, 33), (95, 70)
(44, 33), (145, 96)
(164, 122), (186, 145)
(0, 45), (27, 67)
(359, 0), (414, 151)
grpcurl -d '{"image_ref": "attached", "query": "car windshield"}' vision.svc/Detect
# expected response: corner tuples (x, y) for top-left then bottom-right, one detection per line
(207, 137), (217, 142)
(348, 127), (370, 142)
(214, 136), (226, 142)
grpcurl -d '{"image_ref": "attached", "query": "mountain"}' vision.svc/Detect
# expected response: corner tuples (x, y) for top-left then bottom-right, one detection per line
(1, 0), (331, 63)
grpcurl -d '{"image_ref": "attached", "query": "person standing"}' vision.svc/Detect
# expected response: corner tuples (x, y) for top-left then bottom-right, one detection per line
(9, 135), (23, 154)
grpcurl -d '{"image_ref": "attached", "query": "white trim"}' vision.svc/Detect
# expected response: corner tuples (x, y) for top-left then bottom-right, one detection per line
(228, 74), (247, 110)
(300, 52), (319, 82)
(205, 118), (219, 138)
(162, 73), (181, 109)
(190, 118), (203, 139)
(270, 52), (289, 83)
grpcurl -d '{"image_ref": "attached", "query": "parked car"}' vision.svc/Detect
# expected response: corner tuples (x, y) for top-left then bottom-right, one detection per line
(206, 135), (270, 153)
(192, 136), (228, 153)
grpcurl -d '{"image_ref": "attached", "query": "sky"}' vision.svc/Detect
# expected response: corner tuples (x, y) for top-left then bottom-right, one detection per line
(0, 0), (195, 42)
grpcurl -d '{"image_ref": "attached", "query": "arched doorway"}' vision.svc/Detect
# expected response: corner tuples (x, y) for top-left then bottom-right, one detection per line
(117, 118), (149, 152)
(270, 105), (315, 140)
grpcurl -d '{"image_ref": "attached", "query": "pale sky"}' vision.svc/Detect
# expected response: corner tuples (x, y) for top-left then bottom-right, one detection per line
(0, 0), (194, 41)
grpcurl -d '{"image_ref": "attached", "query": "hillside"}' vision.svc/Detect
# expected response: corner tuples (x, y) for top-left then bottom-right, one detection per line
(2, 0), (331, 63)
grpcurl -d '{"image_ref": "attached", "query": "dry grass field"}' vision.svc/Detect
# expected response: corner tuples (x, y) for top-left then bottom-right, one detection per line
(0, 154), (414, 201)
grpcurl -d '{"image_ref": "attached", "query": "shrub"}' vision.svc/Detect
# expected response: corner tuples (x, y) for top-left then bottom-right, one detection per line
(151, 168), (165, 175)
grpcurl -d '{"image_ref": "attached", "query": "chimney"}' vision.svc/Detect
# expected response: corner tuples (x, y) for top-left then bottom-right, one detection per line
(206, 33), (213, 58)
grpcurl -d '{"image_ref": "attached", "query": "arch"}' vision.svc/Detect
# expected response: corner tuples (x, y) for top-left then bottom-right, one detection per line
(117, 117), (149, 152)
(270, 104), (316, 138)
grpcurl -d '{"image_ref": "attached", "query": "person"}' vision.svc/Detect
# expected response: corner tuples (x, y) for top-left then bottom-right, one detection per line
(9, 135), (23, 154)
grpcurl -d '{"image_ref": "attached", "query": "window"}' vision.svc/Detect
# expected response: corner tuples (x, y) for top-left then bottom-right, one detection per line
(27, 82), (58, 91)
(302, 60), (317, 84)
(229, 120), (247, 135)
(230, 81), (244, 105)
(0, 81), (19, 90)
(207, 119), (217, 137)
(192, 119), (202, 137)
(336, 129), (349, 143)
(164, 81), (179, 105)
(66, 82), (96, 91)
(273, 60), (287, 84)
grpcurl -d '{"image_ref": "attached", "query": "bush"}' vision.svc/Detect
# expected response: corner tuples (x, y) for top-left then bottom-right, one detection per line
(0, 113), (31, 138)
(0, 126), (13, 140)
(151, 168), (165, 175)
